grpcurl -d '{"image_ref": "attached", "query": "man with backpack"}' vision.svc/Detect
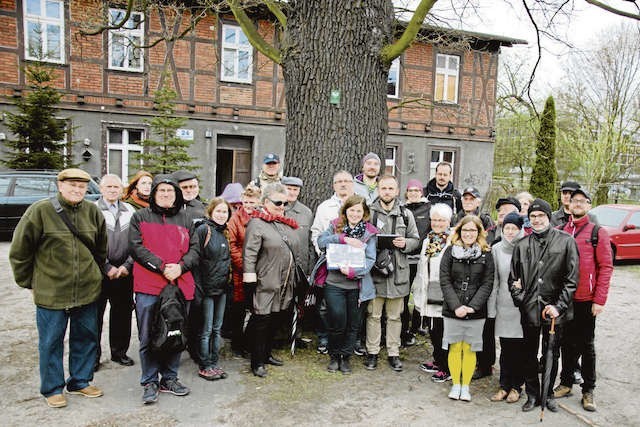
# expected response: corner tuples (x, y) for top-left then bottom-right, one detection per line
(365, 175), (420, 372)
(129, 175), (200, 404)
(553, 188), (613, 412)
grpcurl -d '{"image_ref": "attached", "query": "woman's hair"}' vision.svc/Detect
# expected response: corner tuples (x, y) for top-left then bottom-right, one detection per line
(449, 215), (490, 251)
(430, 203), (453, 221)
(260, 183), (287, 203)
(206, 197), (232, 222)
(243, 183), (262, 199)
(123, 170), (152, 199)
(335, 195), (369, 233)
(516, 191), (534, 204)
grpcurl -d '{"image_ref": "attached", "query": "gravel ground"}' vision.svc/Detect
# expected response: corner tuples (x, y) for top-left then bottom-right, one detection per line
(1, 241), (638, 426)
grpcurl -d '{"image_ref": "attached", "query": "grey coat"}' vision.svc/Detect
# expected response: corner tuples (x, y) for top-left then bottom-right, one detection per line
(286, 200), (314, 274)
(488, 238), (523, 338)
(369, 199), (420, 298)
(243, 217), (300, 315)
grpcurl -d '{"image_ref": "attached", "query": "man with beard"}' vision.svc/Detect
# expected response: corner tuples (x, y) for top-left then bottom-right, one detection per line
(252, 153), (282, 188)
(423, 162), (462, 216)
(354, 152), (381, 205)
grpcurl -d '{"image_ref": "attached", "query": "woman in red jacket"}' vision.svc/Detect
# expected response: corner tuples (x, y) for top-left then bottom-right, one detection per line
(227, 184), (262, 357)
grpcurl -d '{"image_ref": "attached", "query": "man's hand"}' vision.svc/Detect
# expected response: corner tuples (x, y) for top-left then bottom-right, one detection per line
(343, 237), (364, 249)
(392, 236), (406, 249)
(542, 304), (559, 319)
(163, 263), (182, 281)
(116, 266), (129, 278)
(592, 303), (604, 317)
(511, 279), (522, 289)
(106, 266), (119, 280)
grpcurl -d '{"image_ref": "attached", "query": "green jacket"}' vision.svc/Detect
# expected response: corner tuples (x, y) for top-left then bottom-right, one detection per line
(9, 194), (107, 309)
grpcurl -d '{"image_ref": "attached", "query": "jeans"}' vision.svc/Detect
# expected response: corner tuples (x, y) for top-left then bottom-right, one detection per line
(135, 292), (190, 386)
(324, 285), (361, 357)
(96, 275), (133, 360)
(522, 323), (564, 399)
(499, 337), (525, 391)
(560, 301), (597, 392)
(36, 302), (98, 397)
(199, 294), (226, 369)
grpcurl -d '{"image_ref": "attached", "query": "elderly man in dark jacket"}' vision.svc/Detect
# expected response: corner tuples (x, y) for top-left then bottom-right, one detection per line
(509, 198), (579, 414)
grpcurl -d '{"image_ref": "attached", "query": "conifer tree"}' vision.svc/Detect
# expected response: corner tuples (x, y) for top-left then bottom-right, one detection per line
(529, 96), (559, 209)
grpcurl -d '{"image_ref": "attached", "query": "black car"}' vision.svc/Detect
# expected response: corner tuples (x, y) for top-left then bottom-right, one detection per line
(0, 170), (101, 239)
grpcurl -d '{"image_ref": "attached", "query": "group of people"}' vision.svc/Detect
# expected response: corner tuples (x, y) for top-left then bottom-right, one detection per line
(9, 153), (612, 416)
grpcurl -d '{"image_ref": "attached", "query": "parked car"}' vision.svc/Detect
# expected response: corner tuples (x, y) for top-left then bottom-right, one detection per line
(0, 170), (101, 239)
(590, 204), (640, 261)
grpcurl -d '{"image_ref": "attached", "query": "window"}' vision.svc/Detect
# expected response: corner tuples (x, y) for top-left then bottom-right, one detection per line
(385, 146), (397, 176)
(430, 149), (456, 180)
(23, 0), (65, 62)
(107, 128), (144, 181)
(108, 9), (144, 72)
(13, 177), (57, 197)
(434, 54), (459, 104)
(387, 58), (400, 98)
(629, 212), (640, 228)
(221, 24), (253, 83)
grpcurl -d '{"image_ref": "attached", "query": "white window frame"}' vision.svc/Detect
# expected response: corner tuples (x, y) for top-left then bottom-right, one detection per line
(434, 53), (460, 104)
(108, 9), (144, 72)
(387, 57), (400, 98)
(385, 146), (397, 176)
(220, 24), (253, 84)
(107, 127), (145, 181)
(429, 149), (456, 181)
(23, 0), (65, 63)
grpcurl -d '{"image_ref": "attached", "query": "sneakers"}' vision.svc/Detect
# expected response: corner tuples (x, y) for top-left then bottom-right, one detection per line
(45, 393), (67, 408)
(364, 354), (378, 370)
(574, 369), (584, 385)
(198, 368), (221, 381)
(582, 391), (596, 412)
(213, 367), (228, 379)
(431, 371), (451, 382)
(317, 344), (328, 354)
(460, 385), (471, 402)
(419, 361), (439, 373)
(159, 379), (190, 396)
(490, 389), (508, 402)
(448, 384), (461, 400)
(142, 382), (159, 404)
(67, 385), (103, 398)
(506, 388), (521, 403)
(327, 355), (340, 373)
(553, 384), (573, 398)
(353, 342), (366, 356)
(388, 356), (403, 372)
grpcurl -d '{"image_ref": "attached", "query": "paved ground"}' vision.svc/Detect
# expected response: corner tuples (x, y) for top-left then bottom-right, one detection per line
(1, 241), (638, 426)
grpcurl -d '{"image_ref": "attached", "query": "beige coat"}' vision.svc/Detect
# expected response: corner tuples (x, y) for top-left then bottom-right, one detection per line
(243, 217), (301, 315)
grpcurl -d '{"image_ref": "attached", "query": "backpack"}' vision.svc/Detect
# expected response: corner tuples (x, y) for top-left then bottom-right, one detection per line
(150, 283), (189, 356)
(371, 206), (408, 277)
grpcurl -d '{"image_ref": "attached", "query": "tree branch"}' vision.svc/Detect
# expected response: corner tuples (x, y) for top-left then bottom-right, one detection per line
(264, 0), (286, 28)
(380, 0), (438, 65)
(80, 0), (134, 36)
(229, 0), (282, 64)
(585, 0), (640, 20)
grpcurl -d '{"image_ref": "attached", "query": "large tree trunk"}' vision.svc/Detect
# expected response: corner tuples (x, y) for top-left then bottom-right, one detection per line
(282, 0), (394, 209)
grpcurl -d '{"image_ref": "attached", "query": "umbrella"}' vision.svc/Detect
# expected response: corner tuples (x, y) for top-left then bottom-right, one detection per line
(540, 316), (556, 422)
(290, 299), (298, 356)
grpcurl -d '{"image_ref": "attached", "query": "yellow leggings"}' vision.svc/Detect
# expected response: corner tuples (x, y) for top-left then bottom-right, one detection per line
(448, 341), (476, 386)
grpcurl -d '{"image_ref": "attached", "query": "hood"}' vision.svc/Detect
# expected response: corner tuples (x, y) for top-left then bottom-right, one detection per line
(149, 174), (184, 216)
(426, 177), (454, 194)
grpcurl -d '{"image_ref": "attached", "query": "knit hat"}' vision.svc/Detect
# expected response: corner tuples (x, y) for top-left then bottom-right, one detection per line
(406, 179), (423, 192)
(362, 152), (381, 165)
(502, 212), (524, 229)
(528, 198), (552, 220)
(495, 196), (521, 212)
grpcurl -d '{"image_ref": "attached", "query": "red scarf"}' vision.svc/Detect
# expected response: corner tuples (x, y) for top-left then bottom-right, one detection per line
(252, 209), (299, 229)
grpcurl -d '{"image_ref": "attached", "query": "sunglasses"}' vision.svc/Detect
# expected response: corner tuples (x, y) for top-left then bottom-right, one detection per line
(268, 198), (289, 207)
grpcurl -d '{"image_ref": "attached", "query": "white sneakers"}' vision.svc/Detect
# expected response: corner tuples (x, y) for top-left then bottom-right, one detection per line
(460, 385), (471, 401)
(448, 384), (461, 400)
(448, 384), (472, 401)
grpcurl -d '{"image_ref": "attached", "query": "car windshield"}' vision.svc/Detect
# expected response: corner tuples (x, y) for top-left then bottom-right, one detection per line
(591, 207), (628, 228)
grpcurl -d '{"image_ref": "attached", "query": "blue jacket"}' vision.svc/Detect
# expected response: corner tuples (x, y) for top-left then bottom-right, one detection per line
(317, 219), (378, 303)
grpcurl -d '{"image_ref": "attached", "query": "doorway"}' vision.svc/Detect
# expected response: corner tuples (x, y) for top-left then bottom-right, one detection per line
(216, 135), (253, 196)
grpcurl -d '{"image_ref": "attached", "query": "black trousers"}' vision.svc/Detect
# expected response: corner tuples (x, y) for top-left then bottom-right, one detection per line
(522, 323), (564, 399)
(401, 264), (421, 338)
(96, 276), (133, 359)
(248, 313), (276, 369)
(428, 316), (448, 373)
(560, 301), (597, 392)
(499, 337), (525, 391)
(477, 317), (496, 373)
(229, 300), (249, 354)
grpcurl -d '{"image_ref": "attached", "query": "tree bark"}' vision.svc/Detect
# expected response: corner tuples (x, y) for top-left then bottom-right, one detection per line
(282, 0), (394, 209)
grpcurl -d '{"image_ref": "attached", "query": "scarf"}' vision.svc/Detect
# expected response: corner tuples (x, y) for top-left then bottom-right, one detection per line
(252, 209), (299, 229)
(451, 243), (482, 260)
(126, 189), (150, 209)
(424, 230), (449, 257)
(343, 220), (366, 238)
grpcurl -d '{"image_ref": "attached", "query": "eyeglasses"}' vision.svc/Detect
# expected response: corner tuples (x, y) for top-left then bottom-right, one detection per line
(268, 198), (289, 207)
(461, 228), (478, 234)
(570, 199), (590, 205)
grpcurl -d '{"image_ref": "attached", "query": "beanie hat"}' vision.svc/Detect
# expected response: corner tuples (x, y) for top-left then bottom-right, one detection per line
(362, 152), (381, 165)
(528, 198), (552, 220)
(502, 212), (524, 229)
(406, 179), (423, 192)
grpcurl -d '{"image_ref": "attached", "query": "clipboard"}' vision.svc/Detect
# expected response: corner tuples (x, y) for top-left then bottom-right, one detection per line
(377, 234), (399, 250)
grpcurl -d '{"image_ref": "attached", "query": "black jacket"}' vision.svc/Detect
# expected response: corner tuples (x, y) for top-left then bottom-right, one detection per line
(440, 246), (494, 319)
(405, 200), (431, 256)
(453, 209), (494, 231)
(424, 179), (462, 215)
(509, 227), (579, 326)
(194, 220), (231, 296)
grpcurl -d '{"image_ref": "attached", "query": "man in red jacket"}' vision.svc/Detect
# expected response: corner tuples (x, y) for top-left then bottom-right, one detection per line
(553, 188), (613, 412)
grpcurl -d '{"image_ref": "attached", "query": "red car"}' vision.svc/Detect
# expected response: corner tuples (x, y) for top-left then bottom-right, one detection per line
(590, 204), (640, 261)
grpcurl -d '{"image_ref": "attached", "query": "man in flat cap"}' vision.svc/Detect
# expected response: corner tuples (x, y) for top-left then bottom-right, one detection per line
(282, 176), (314, 274)
(551, 181), (581, 227)
(171, 170), (206, 219)
(486, 197), (522, 246)
(252, 153), (282, 189)
(10, 168), (108, 408)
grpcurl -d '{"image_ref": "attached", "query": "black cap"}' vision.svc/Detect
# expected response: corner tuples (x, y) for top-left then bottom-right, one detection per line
(462, 186), (481, 198)
(528, 198), (552, 220)
(571, 188), (592, 203)
(502, 212), (524, 229)
(170, 170), (197, 183)
(560, 181), (581, 192)
(495, 197), (521, 212)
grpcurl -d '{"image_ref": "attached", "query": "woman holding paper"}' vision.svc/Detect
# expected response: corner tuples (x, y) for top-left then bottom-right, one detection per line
(318, 195), (377, 374)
